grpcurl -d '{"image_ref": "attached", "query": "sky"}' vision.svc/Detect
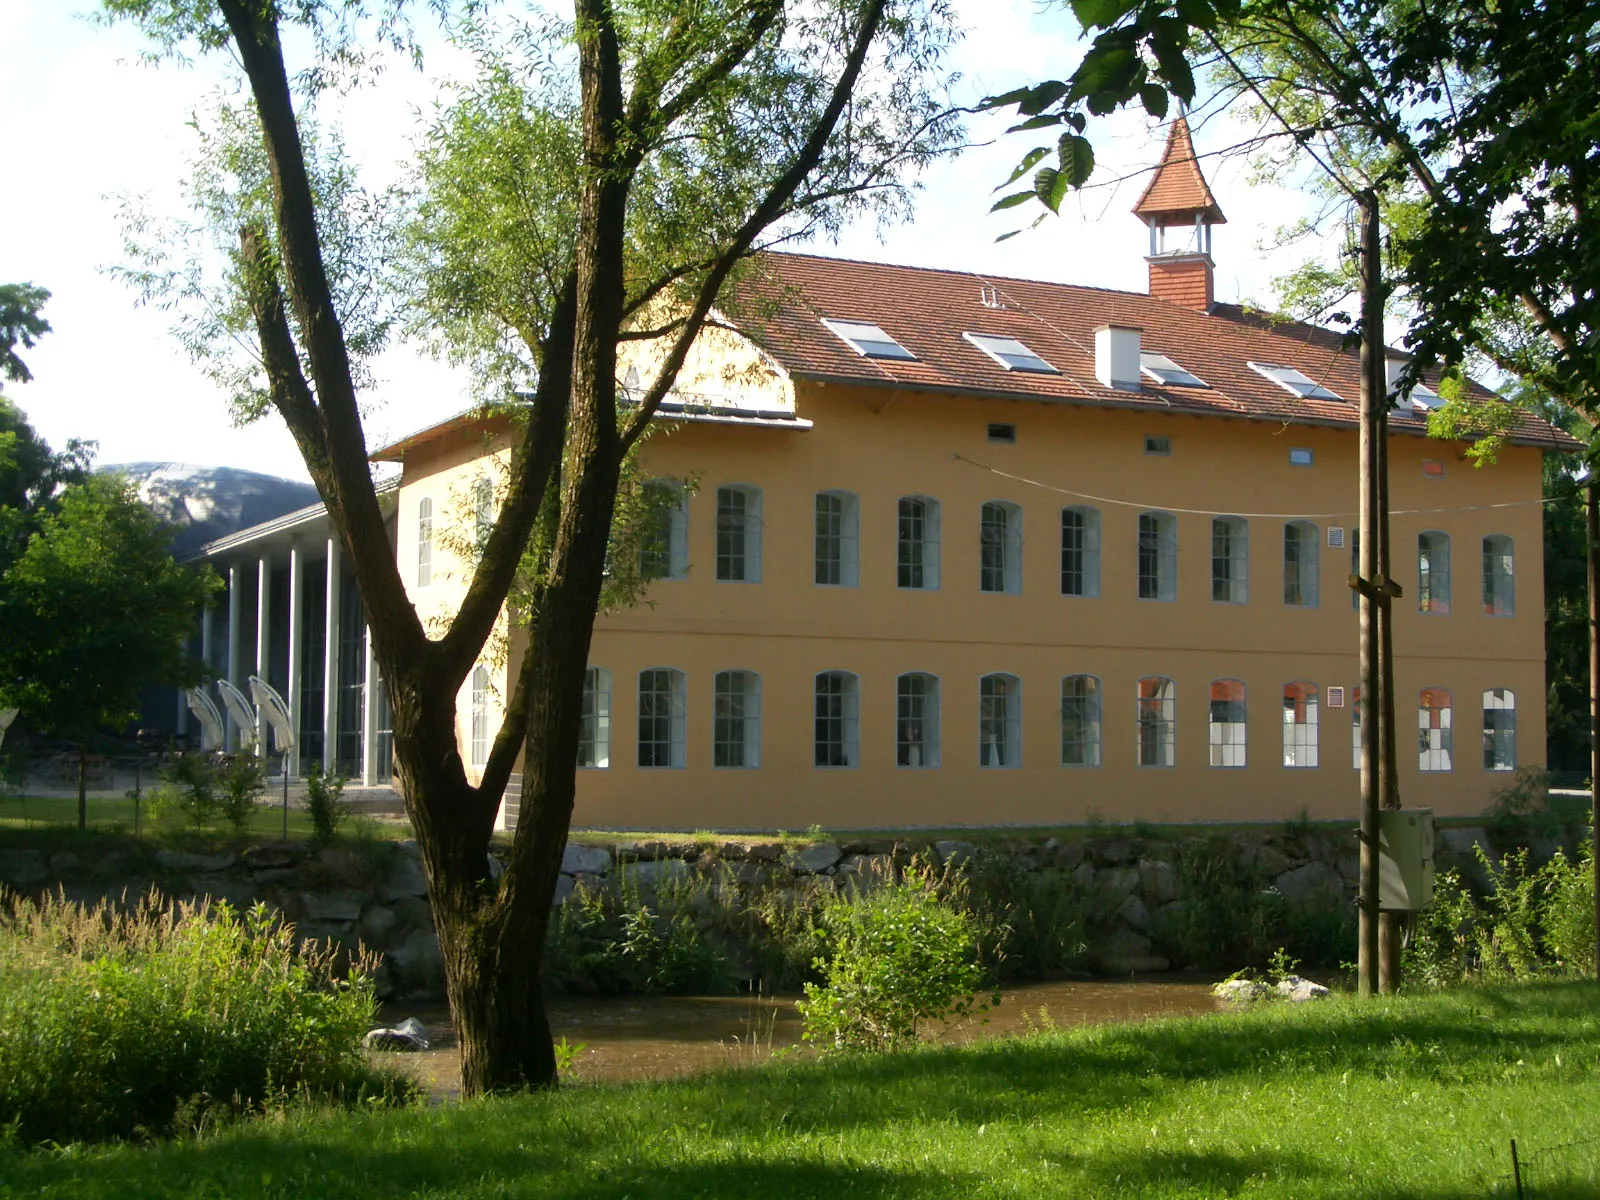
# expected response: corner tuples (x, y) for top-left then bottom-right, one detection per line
(2, 0), (1332, 485)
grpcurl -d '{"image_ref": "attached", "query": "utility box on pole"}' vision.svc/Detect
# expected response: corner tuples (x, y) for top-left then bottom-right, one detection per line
(1379, 808), (1434, 910)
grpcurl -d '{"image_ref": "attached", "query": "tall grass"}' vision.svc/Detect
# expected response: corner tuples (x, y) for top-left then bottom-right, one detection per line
(0, 888), (411, 1146)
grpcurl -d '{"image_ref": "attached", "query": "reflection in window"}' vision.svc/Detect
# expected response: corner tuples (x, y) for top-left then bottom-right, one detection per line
(1138, 512), (1177, 601)
(897, 496), (941, 589)
(1061, 675), (1101, 767)
(1282, 681), (1319, 768)
(1137, 676), (1176, 767)
(1483, 535), (1514, 616)
(980, 501), (1023, 594)
(713, 670), (761, 769)
(1483, 688), (1515, 771)
(896, 673), (940, 767)
(1212, 517), (1249, 604)
(1418, 531), (1451, 614)
(1061, 507), (1101, 597)
(578, 667), (611, 768)
(1208, 679), (1246, 767)
(1419, 687), (1453, 771)
(979, 673), (1022, 768)
(815, 491), (860, 586)
(1284, 521), (1319, 606)
(716, 486), (762, 582)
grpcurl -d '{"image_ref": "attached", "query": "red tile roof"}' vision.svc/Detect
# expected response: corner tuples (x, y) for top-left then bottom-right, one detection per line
(732, 251), (1577, 450)
(1132, 116), (1227, 226)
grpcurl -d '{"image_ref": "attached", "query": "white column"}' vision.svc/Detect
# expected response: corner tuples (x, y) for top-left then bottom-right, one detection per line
(255, 554), (272, 757)
(226, 563), (243, 751)
(361, 625), (377, 787)
(323, 537), (341, 773)
(287, 543), (304, 777)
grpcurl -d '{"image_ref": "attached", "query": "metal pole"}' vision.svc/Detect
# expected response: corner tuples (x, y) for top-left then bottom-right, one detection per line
(1356, 190), (1382, 999)
(1588, 478), (1599, 981)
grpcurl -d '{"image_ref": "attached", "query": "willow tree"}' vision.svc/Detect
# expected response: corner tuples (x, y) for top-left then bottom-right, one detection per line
(105, 0), (959, 1094)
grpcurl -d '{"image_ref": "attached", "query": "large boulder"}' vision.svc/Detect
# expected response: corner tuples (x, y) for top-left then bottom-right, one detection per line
(1138, 858), (1179, 904)
(155, 849), (236, 873)
(1091, 929), (1170, 974)
(561, 843), (611, 876)
(932, 840), (976, 869)
(621, 859), (692, 889)
(379, 856), (430, 902)
(1273, 861), (1343, 906)
(791, 842), (844, 875)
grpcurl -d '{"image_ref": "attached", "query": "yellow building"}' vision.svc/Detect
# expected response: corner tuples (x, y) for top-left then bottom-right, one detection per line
(371, 119), (1573, 830)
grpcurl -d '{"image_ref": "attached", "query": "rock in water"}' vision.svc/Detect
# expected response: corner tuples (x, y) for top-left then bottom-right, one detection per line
(364, 1016), (430, 1051)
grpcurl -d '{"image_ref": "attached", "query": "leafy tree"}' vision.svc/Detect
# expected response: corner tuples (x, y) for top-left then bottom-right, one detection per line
(0, 476), (217, 826)
(104, 0), (958, 1094)
(0, 283), (52, 387)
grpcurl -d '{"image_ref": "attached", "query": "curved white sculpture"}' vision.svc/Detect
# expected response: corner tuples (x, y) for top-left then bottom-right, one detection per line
(248, 675), (296, 754)
(185, 689), (225, 752)
(215, 679), (258, 751)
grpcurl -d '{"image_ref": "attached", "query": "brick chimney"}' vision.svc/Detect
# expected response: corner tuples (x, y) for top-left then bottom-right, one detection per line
(1133, 115), (1226, 312)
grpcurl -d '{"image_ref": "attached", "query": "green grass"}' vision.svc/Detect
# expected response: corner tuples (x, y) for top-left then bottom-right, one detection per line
(0, 795), (411, 843)
(6, 982), (1600, 1197)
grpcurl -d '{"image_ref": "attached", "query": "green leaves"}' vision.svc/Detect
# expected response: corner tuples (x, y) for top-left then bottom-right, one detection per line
(1057, 133), (1095, 190)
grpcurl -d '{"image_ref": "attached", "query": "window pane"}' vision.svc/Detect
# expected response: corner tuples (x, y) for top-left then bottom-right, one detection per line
(1139, 513), (1175, 601)
(1209, 678), (1246, 767)
(717, 488), (749, 581)
(897, 673), (940, 767)
(1483, 687), (1515, 771)
(981, 502), (1020, 593)
(1483, 535), (1514, 616)
(469, 665), (489, 767)
(1282, 681), (1319, 768)
(979, 674), (1021, 768)
(1061, 507), (1100, 597)
(815, 672), (859, 767)
(1212, 518), (1248, 604)
(1284, 522), (1319, 606)
(714, 670), (761, 769)
(898, 497), (938, 589)
(578, 667), (611, 769)
(639, 669), (685, 768)
(1137, 677), (1175, 767)
(1062, 675), (1101, 766)
(1419, 687), (1453, 771)
(815, 493), (843, 585)
(1418, 532), (1451, 614)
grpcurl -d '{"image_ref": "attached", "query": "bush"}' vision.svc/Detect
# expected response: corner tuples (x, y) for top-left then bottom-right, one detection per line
(215, 753), (267, 831)
(0, 889), (411, 1146)
(157, 752), (220, 826)
(304, 761), (350, 843)
(799, 872), (995, 1053)
(964, 851), (1089, 981)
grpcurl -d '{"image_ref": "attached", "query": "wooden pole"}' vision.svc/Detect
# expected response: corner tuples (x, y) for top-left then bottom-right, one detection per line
(1356, 190), (1382, 998)
(1587, 477), (1599, 981)
(1377, 342), (1403, 993)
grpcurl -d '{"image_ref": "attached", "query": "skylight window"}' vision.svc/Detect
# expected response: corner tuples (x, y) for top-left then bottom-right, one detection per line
(1248, 361), (1343, 401)
(963, 332), (1058, 374)
(822, 318), (916, 361)
(1140, 352), (1207, 388)
(1399, 379), (1443, 411)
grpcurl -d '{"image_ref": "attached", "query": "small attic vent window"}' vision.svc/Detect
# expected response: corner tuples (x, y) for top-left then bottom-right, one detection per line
(1248, 361), (1343, 402)
(1140, 352), (1207, 388)
(822, 318), (916, 361)
(963, 332), (1058, 374)
(987, 422), (1017, 443)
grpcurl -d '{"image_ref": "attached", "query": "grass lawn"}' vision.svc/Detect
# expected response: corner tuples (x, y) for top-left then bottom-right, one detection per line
(6, 982), (1599, 1198)
(0, 794), (410, 843)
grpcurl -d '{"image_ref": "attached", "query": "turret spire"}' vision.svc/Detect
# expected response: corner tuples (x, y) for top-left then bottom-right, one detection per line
(1133, 116), (1226, 310)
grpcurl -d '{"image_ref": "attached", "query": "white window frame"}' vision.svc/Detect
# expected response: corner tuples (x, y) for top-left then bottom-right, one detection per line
(1211, 516), (1249, 604)
(1419, 688), (1453, 772)
(1061, 674), (1102, 767)
(1284, 520), (1320, 607)
(469, 664), (490, 767)
(815, 490), (860, 587)
(638, 667), (687, 769)
(417, 496), (433, 588)
(979, 673), (1022, 769)
(578, 666), (611, 769)
(1248, 360), (1343, 401)
(1282, 681), (1319, 768)
(712, 670), (762, 769)
(1137, 676), (1176, 768)
(1483, 688), (1516, 772)
(897, 495), (941, 590)
(896, 672), (941, 768)
(814, 671), (861, 768)
(980, 500), (1023, 594)
(1418, 530), (1451, 614)
(1138, 511), (1178, 602)
(1060, 506), (1101, 598)
(716, 485), (762, 583)
(1209, 678), (1247, 768)
(822, 318), (916, 361)
(963, 331), (1059, 374)
(1483, 534), (1514, 616)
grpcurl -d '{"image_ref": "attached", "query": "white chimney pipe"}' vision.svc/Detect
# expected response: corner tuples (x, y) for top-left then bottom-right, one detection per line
(1095, 325), (1142, 391)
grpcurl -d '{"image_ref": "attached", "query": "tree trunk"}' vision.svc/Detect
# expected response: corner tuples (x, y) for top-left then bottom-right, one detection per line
(1376, 349), (1403, 993)
(77, 741), (88, 830)
(1356, 190), (1382, 999)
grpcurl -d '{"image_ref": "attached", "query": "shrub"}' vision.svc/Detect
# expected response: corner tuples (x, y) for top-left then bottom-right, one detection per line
(799, 872), (995, 1053)
(215, 753), (267, 831)
(0, 889), (411, 1146)
(304, 761), (350, 843)
(157, 752), (220, 826)
(964, 851), (1089, 980)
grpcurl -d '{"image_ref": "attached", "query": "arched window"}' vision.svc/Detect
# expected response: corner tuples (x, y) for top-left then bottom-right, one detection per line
(713, 670), (761, 769)
(578, 667), (611, 769)
(1283, 521), (1319, 606)
(1483, 688), (1516, 771)
(716, 485), (762, 582)
(979, 673), (1022, 768)
(1208, 679), (1246, 767)
(1212, 517), (1249, 604)
(815, 491), (860, 587)
(1351, 685), (1363, 770)
(896, 673), (940, 768)
(1282, 681), (1319, 768)
(1060, 506), (1101, 597)
(897, 496), (941, 590)
(638, 668), (687, 768)
(1483, 535), (1514, 616)
(469, 664), (489, 767)
(815, 671), (860, 767)
(1419, 687), (1453, 771)
(639, 480), (690, 581)
(1418, 531), (1451, 614)
(980, 501), (1023, 594)
(1137, 676), (1176, 767)
(1061, 674), (1101, 767)
(417, 497), (433, 587)
(473, 476), (495, 553)
(1138, 511), (1178, 601)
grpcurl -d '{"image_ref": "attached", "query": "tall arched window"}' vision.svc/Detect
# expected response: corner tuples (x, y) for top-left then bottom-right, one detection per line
(1208, 679), (1246, 767)
(1061, 675), (1101, 766)
(639, 480), (689, 581)
(1418, 531), (1451, 614)
(1212, 517), (1249, 604)
(896, 673), (940, 768)
(1282, 681), (1319, 767)
(1419, 687), (1453, 771)
(980, 501), (1023, 594)
(979, 673), (1022, 768)
(815, 491), (860, 587)
(1283, 521), (1319, 606)
(1061, 507), (1101, 597)
(417, 497), (433, 587)
(1483, 535), (1514, 616)
(469, 664), (489, 767)
(1138, 512), (1178, 601)
(716, 485), (762, 582)
(713, 670), (761, 769)
(1350, 685), (1363, 770)
(638, 668), (687, 768)
(815, 671), (860, 767)
(473, 476), (495, 554)
(1137, 676), (1176, 767)
(897, 496), (941, 590)
(578, 667), (611, 769)
(1483, 688), (1516, 771)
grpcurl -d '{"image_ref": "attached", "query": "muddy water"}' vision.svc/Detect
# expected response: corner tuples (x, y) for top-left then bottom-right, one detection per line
(392, 977), (1222, 1101)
